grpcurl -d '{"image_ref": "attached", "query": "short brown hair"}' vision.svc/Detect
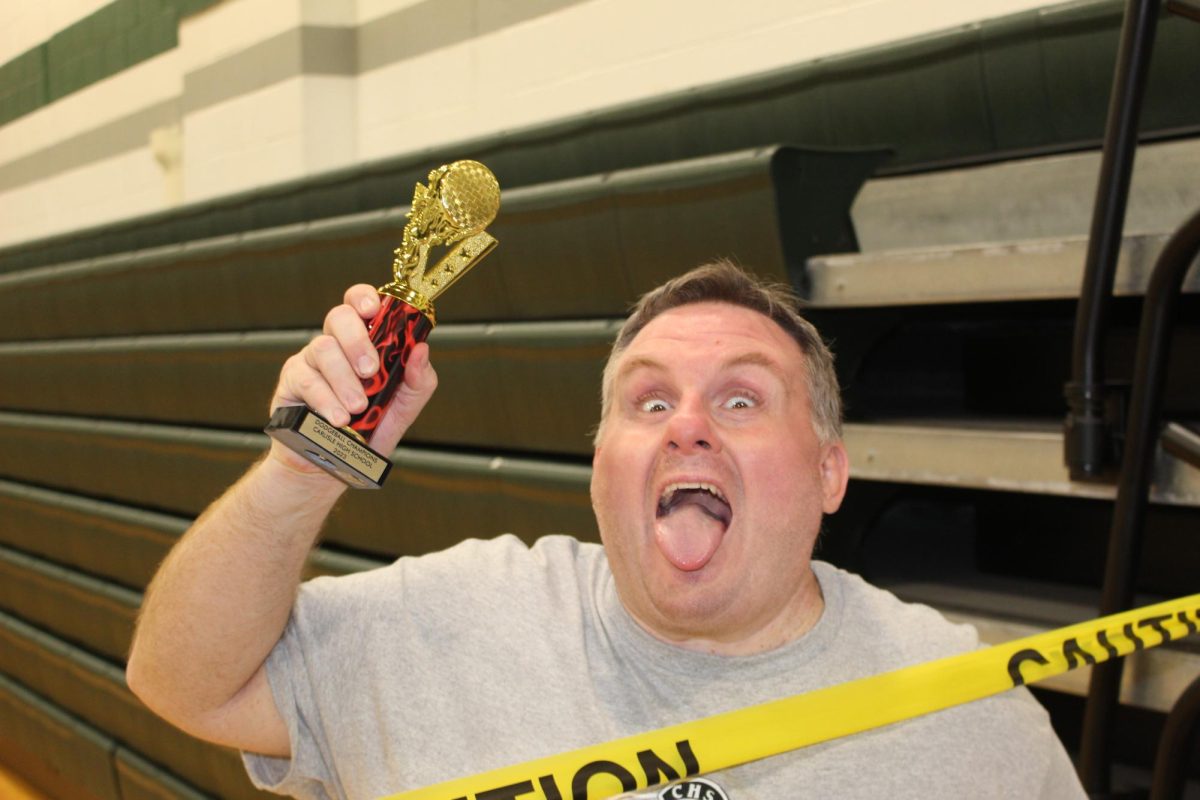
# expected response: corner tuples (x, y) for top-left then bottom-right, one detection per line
(595, 259), (842, 443)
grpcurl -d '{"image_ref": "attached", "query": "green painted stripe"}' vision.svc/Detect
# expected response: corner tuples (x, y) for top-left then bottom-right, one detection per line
(0, 46), (48, 127)
(0, 0), (589, 136)
(46, 0), (174, 103)
(0, 0), (217, 127)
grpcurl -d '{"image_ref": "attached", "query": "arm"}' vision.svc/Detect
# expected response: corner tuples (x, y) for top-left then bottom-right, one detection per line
(125, 285), (438, 757)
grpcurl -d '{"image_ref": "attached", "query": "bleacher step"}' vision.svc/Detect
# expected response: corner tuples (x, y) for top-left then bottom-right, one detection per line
(807, 231), (1193, 307)
(850, 136), (1200, 252)
(844, 420), (1200, 506)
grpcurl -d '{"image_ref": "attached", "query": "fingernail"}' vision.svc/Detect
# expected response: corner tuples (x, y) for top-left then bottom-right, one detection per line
(358, 355), (375, 375)
(359, 298), (374, 314)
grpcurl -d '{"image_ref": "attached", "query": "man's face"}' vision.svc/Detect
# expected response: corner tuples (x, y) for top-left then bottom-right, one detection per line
(591, 302), (848, 654)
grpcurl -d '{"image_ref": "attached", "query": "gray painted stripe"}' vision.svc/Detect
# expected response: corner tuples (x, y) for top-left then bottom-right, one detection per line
(181, 26), (356, 116)
(186, 0), (593, 112)
(0, 98), (178, 192)
(0, 0), (588, 193)
(359, 0), (593, 71)
(361, 0), (474, 70)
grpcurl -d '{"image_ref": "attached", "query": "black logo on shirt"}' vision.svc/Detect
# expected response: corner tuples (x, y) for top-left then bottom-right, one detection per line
(655, 777), (730, 800)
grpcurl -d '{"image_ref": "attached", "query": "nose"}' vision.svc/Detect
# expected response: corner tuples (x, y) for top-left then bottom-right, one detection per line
(663, 399), (721, 454)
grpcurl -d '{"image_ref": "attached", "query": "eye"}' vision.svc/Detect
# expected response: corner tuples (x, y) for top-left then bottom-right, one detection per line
(722, 393), (758, 411)
(640, 397), (672, 413)
(634, 391), (672, 413)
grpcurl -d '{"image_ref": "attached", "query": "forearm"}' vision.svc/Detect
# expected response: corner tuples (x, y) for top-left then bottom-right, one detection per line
(127, 285), (436, 751)
(127, 449), (345, 727)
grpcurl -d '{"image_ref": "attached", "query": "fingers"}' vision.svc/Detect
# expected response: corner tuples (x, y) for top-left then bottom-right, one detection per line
(403, 342), (438, 397)
(343, 284), (380, 318)
(390, 342), (439, 418)
(271, 290), (382, 425)
(270, 287), (442, 460)
(305, 335), (366, 423)
(323, 303), (377, 379)
(276, 347), (355, 429)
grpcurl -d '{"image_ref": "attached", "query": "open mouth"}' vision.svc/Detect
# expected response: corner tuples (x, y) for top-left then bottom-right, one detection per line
(654, 482), (732, 571)
(656, 483), (732, 527)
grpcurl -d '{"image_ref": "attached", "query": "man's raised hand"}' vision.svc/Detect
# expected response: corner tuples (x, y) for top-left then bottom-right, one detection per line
(268, 284), (438, 476)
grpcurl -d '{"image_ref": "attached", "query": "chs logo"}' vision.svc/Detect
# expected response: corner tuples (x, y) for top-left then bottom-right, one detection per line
(655, 778), (730, 800)
(612, 777), (730, 800)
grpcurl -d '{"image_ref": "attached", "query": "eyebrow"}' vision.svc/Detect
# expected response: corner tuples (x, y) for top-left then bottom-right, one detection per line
(615, 355), (668, 383)
(721, 351), (789, 380)
(616, 351), (792, 385)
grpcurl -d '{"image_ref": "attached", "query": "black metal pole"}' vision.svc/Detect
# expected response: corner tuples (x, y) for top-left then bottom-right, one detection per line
(1078, 206), (1200, 795)
(1065, 0), (1161, 482)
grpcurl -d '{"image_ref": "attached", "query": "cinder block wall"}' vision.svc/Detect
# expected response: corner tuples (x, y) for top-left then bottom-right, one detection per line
(1, 0), (1059, 248)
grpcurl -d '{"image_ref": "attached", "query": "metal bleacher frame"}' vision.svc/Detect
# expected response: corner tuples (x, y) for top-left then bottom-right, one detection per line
(1053, 0), (1200, 796)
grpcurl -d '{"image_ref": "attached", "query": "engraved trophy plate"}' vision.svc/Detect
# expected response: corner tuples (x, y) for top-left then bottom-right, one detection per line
(265, 160), (501, 488)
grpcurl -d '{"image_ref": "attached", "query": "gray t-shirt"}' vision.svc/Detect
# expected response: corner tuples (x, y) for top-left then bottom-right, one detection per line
(244, 535), (1085, 799)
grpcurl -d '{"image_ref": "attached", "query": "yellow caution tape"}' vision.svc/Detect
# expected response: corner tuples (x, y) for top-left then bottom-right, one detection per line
(380, 593), (1200, 800)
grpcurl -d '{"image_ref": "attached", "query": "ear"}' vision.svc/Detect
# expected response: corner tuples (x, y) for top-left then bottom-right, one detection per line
(819, 441), (850, 514)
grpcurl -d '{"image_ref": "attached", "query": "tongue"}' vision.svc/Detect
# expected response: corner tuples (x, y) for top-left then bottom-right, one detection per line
(655, 504), (725, 571)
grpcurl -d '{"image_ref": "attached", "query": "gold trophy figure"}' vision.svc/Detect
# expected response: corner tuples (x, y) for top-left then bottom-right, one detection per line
(265, 160), (501, 488)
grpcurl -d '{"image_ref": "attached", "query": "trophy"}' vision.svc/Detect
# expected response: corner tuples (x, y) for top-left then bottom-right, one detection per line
(265, 160), (501, 488)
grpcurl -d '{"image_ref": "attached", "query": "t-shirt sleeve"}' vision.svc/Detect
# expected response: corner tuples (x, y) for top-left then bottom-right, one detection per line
(1034, 713), (1088, 800)
(1039, 755), (1089, 800)
(239, 551), (415, 799)
(241, 588), (343, 800)
(237, 534), (599, 799)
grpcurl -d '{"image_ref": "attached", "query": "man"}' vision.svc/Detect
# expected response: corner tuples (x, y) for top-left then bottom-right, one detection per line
(127, 261), (1085, 799)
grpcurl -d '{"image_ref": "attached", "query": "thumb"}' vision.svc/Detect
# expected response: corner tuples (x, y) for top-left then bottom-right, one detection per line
(366, 342), (438, 453)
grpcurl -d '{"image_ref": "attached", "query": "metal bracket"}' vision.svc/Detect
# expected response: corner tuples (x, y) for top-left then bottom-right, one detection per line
(1064, 381), (1130, 482)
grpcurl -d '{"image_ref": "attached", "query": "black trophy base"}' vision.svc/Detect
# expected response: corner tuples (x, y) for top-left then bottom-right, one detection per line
(264, 406), (391, 489)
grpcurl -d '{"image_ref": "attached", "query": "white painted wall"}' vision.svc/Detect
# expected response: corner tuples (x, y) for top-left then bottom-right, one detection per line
(356, 0), (1059, 160)
(0, 47), (181, 246)
(184, 76), (360, 200)
(0, 0), (1065, 248)
(0, 47), (181, 163)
